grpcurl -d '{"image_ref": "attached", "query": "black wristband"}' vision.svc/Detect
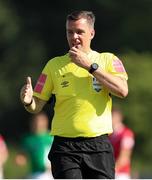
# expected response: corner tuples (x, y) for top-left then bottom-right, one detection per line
(24, 98), (33, 107)
(89, 63), (99, 74)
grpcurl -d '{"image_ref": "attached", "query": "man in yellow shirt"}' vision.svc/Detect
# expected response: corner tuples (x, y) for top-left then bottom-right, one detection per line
(20, 10), (128, 179)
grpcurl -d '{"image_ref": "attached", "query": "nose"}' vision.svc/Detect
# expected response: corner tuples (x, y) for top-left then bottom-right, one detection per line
(73, 32), (78, 39)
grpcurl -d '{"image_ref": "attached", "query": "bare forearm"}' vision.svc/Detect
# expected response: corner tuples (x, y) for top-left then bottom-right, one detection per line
(24, 96), (46, 114)
(116, 158), (130, 170)
(115, 149), (132, 172)
(92, 68), (128, 98)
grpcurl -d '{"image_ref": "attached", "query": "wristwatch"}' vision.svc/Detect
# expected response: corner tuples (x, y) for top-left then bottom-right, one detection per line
(89, 63), (99, 74)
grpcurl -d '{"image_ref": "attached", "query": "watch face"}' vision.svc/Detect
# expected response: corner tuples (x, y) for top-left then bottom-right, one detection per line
(89, 63), (99, 74)
(92, 63), (98, 69)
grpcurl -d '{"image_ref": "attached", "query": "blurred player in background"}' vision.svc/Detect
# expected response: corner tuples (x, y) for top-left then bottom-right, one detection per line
(109, 107), (135, 179)
(15, 111), (54, 179)
(0, 134), (8, 179)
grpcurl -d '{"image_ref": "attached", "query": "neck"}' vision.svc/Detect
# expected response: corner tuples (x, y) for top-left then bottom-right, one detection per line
(83, 48), (92, 54)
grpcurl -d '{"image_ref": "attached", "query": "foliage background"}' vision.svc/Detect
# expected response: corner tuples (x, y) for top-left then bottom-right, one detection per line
(0, 0), (152, 178)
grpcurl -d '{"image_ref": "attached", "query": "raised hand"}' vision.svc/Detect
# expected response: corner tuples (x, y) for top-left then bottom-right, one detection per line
(20, 76), (33, 105)
(69, 46), (92, 70)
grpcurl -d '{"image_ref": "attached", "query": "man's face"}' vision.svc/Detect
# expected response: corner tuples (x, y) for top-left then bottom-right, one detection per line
(66, 18), (95, 52)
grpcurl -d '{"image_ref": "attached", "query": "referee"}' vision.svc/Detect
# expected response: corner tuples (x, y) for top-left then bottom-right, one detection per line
(20, 10), (128, 179)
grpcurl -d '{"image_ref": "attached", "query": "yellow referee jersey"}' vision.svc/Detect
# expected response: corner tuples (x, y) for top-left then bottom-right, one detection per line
(33, 51), (128, 137)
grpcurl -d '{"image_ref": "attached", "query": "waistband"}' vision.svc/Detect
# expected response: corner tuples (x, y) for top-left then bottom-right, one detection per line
(54, 134), (108, 142)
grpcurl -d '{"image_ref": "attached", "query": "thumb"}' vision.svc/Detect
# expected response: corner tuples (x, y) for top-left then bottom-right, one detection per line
(26, 76), (32, 85)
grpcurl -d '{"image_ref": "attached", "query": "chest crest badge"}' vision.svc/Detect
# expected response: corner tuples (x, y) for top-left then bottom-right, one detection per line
(92, 77), (102, 92)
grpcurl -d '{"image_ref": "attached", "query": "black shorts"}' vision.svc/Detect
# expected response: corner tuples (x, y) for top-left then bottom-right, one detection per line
(48, 134), (115, 179)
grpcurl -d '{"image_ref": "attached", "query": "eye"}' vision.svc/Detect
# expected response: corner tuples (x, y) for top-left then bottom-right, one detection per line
(77, 30), (84, 35)
(67, 30), (73, 35)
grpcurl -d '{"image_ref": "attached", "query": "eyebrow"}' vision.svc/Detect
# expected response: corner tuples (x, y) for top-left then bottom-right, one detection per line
(67, 28), (85, 32)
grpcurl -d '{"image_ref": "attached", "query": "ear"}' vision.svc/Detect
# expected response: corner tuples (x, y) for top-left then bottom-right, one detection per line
(90, 29), (95, 40)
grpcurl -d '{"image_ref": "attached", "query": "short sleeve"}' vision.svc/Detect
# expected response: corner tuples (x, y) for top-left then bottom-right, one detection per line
(107, 54), (128, 80)
(33, 61), (53, 101)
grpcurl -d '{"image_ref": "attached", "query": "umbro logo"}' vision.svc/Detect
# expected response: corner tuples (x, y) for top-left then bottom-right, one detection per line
(61, 81), (69, 88)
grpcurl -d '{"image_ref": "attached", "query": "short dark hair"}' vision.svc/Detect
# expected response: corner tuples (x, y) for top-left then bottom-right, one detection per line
(66, 10), (95, 28)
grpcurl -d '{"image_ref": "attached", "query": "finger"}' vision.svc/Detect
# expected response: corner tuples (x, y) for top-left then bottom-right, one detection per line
(20, 91), (26, 102)
(69, 50), (77, 56)
(26, 76), (31, 85)
(71, 46), (78, 52)
(21, 88), (27, 97)
(74, 45), (79, 49)
(23, 85), (29, 92)
(21, 85), (30, 98)
(20, 85), (26, 96)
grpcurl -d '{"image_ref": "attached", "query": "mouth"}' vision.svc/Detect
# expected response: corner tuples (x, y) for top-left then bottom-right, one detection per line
(72, 42), (81, 48)
(72, 39), (81, 47)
